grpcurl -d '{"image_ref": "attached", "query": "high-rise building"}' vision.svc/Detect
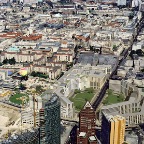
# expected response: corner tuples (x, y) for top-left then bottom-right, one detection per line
(101, 113), (125, 144)
(39, 93), (61, 144)
(77, 101), (97, 144)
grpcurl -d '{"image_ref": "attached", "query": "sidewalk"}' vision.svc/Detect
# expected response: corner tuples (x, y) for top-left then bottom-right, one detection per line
(91, 90), (100, 104)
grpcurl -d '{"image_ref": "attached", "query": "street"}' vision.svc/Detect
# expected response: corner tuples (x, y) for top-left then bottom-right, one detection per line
(92, 17), (144, 111)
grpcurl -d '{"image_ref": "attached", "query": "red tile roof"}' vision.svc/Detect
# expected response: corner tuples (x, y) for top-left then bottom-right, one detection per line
(22, 34), (42, 41)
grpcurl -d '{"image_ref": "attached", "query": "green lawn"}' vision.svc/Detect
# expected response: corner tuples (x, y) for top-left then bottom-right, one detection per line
(9, 93), (29, 105)
(103, 89), (124, 105)
(69, 92), (94, 111)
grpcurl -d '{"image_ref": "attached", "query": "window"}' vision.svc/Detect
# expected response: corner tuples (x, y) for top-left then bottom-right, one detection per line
(88, 125), (91, 129)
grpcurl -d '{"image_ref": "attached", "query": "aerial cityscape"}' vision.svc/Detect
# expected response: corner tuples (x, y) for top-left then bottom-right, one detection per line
(0, 0), (144, 144)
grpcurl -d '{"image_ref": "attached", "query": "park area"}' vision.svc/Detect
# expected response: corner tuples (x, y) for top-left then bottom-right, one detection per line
(9, 93), (29, 105)
(103, 89), (125, 105)
(69, 88), (94, 111)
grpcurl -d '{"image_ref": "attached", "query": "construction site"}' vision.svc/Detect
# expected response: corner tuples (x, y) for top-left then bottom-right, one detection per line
(0, 91), (41, 144)
(0, 103), (21, 140)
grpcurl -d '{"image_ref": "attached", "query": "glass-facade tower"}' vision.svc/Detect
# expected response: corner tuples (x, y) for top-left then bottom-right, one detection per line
(40, 93), (61, 144)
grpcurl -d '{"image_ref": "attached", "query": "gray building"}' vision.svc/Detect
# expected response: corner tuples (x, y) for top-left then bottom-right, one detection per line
(77, 52), (98, 66)
(40, 93), (61, 144)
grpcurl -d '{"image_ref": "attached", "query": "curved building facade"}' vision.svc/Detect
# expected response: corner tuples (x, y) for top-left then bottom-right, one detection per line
(40, 93), (61, 144)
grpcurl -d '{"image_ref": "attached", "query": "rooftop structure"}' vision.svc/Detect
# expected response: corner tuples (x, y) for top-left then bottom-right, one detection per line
(77, 51), (98, 66)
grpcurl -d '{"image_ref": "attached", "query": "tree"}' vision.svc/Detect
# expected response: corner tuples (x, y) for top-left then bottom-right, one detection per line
(85, 88), (94, 93)
(19, 83), (26, 90)
(112, 45), (117, 51)
(9, 57), (16, 65)
(36, 85), (44, 94)
(128, 13), (134, 20)
(129, 50), (136, 58)
(141, 68), (144, 72)
(12, 57), (16, 64)
(90, 46), (94, 51)
(31, 71), (37, 77)
(2, 58), (8, 64)
(9, 59), (13, 65)
(72, 11), (75, 15)
(84, 98), (88, 101)
(12, 10), (16, 13)
(136, 49), (144, 56)
(74, 89), (81, 94)
(95, 49), (99, 53)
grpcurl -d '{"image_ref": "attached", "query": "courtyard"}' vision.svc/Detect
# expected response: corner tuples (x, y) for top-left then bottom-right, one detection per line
(103, 89), (125, 105)
(69, 88), (94, 111)
(9, 93), (29, 105)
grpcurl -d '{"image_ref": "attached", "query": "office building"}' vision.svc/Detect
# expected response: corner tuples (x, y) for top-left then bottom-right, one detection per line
(102, 79), (144, 126)
(40, 93), (61, 144)
(77, 101), (97, 144)
(101, 113), (125, 144)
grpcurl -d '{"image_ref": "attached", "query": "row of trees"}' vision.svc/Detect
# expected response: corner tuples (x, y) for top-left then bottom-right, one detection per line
(2, 57), (16, 65)
(90, 46), (100, 53)
(129, 49), (144, 58)
(16, 83), (45, 94)
(141, 69), (144, 73)
(35, 85), (45, 94)
(31, 71), (48, 79)
(112, 45), (118, 51)
(74, 88), (94, 94)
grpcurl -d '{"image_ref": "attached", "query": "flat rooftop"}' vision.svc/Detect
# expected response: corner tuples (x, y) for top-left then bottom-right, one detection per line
(98, 54), (118, 68)
(77, 52), (98, 66)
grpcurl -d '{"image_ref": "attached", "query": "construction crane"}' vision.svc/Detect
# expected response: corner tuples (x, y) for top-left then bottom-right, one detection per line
(33, 94), (37, 128)
(16, 96), (28, 128)
(31, 89), (38, 128)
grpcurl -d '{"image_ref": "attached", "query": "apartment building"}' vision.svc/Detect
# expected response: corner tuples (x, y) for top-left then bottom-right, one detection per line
(52, 64), (110, 118)
(101, 79), (144, 126)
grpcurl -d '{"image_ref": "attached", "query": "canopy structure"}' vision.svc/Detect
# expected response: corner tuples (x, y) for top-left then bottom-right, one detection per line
(53, 13), (63, 18)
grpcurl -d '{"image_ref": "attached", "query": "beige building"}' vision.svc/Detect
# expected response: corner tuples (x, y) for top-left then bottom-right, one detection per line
(110, 115), (125, 144)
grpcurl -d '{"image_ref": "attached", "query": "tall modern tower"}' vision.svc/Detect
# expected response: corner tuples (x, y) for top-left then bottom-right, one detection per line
(77, 101), (97, 144)
(101, 113), (126, 144)
(39, 93), (61, 144)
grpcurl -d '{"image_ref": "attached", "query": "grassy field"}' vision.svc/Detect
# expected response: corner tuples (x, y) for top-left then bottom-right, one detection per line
(9, 93), (29, 105)
(69, 91), (94, 111)
(103, 89), (124, 105)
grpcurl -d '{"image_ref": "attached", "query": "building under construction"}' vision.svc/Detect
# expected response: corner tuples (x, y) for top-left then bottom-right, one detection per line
(0, 128), (40, 144)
